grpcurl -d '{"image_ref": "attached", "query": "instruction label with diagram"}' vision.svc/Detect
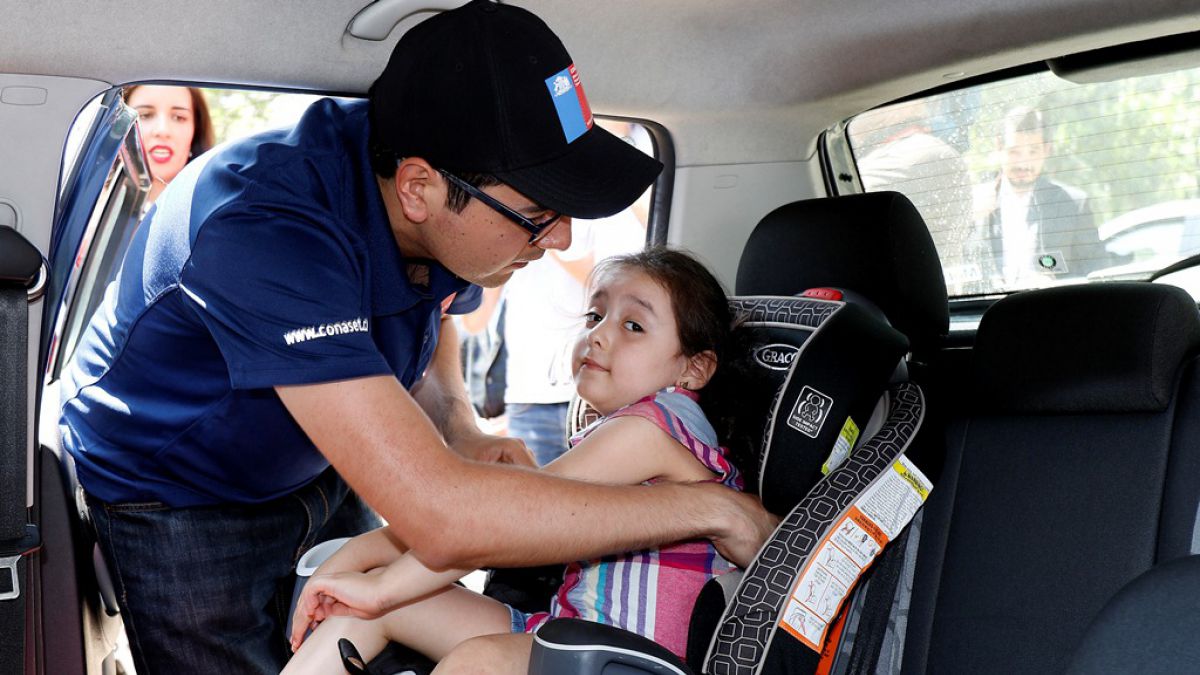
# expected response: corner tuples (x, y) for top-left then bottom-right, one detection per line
(780, 455), (932, 651)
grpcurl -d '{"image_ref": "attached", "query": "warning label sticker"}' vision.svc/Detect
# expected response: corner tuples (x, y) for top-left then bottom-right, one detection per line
(780, 456), (933, 651)
(822, 416), (861, 475)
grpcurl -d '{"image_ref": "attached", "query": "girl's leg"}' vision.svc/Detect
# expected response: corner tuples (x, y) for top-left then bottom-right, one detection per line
(433, 633), (535, 675)
(282, 585), (513, 674)
(281, 614), (392, 675)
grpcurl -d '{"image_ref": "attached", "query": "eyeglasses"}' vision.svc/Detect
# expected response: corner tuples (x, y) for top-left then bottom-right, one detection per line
(439, 169), (564, 245)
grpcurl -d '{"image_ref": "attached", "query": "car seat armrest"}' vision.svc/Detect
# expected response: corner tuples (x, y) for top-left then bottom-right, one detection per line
(528, 618), (693, 675)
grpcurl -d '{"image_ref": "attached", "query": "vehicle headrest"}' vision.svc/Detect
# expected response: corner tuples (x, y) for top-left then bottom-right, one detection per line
(736, 192), (948, 353)
(973, 283), (1200, 414)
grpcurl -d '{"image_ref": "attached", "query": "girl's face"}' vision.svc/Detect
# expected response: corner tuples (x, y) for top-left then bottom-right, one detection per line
(127, 86), (196, 186)
(572, 267), (691, 415)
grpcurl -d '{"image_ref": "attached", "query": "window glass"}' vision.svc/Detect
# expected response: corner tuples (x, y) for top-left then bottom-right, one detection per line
(52, 87), (323, 375)
(848, 67), (1200, 298)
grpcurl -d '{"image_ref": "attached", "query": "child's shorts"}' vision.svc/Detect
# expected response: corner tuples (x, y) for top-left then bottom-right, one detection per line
(507, 605), (550, 634)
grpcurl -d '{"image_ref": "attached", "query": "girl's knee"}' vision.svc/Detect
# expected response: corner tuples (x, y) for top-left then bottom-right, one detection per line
(435, 634), (531, 675)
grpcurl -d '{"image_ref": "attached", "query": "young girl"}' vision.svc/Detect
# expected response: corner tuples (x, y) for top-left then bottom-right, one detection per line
(284, 247), (743, 674)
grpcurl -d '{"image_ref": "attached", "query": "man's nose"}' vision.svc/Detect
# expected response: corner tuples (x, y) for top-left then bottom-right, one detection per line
(536, 216), (573, 251)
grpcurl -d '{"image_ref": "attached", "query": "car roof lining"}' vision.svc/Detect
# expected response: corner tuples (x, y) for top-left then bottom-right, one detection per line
(3, 0), (1200, 166)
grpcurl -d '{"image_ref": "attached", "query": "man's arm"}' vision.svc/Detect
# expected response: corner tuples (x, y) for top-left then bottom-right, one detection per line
(276, 375), (775, 570)
(410, 315), (532, 465)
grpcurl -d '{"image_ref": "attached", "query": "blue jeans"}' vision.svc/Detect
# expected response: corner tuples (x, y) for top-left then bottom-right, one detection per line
(507, 402), (569, 465)
(87, 467), (381, 674)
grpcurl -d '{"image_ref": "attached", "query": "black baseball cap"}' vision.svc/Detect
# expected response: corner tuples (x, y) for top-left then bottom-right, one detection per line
(368, 0), (663, 219)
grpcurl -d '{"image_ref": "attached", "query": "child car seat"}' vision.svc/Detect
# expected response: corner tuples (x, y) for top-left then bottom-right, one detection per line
(530, 192), (950, 675)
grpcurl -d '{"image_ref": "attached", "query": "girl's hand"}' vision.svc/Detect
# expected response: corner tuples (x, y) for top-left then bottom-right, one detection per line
(288, 569), (387, 651)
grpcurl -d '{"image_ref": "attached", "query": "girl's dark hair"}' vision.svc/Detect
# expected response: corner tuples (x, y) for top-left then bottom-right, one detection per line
(593, 247), (748, 442)
(122, 86), (215, 160)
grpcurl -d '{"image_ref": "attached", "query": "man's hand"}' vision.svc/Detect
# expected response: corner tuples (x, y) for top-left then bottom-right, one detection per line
(702, 484), (779, 567)
(450, 430), (536, 467)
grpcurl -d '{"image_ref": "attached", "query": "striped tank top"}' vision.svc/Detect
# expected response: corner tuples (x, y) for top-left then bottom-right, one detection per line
(525, 387), (744, 657)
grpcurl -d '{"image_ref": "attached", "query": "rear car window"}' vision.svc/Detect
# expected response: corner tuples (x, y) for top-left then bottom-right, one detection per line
(847, 66), (1200, 299)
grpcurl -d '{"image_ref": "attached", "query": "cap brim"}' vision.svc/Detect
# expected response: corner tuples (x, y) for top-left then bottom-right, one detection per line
(493, 126), (664, 220)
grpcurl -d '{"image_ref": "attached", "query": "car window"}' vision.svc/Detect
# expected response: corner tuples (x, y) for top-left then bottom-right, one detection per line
(846, 66), (1200, 300)
(49, 87), (325, 377)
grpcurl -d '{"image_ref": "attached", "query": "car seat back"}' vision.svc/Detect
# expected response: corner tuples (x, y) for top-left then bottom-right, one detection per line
(1065, 554), (1200, 675)
(895, 282), (1200, 674)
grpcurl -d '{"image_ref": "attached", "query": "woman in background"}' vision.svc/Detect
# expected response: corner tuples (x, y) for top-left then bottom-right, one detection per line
(123, 85), (214, 205)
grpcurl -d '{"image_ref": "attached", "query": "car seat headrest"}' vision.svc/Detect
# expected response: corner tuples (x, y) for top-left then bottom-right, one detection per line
(973, 282), (1200, 414)
(736, 191), (948, 354)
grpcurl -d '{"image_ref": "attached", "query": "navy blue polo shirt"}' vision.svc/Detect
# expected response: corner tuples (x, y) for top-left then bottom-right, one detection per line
(60, 98), (480, 507)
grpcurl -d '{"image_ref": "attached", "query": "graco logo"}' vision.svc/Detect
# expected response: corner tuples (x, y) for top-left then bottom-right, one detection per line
(753, 343), (799, 371)
(787, 385), (833, 438)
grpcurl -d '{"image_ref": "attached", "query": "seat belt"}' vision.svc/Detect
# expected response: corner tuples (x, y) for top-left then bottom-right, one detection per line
(0, 225), (47, 675)
(839, 526), (912, 674)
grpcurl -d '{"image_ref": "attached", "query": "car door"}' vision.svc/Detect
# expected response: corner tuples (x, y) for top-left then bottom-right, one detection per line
(19, 87), (149, 675)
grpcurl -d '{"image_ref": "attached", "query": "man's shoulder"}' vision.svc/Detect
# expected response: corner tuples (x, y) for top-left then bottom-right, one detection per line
(1033, 177), (1089, 220)
(186, 99), (375, 242)
(214, 98), (367, 179)
(1032, 176), (1078, 198)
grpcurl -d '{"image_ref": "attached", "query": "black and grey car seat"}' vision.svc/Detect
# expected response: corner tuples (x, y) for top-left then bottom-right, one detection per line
(530, 292), (914, 675)
(530, 192), (951, 674)
(892, 282), (1200, 674)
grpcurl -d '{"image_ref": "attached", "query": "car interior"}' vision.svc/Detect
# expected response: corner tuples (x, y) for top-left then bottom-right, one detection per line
(5, 0), (1200, 673)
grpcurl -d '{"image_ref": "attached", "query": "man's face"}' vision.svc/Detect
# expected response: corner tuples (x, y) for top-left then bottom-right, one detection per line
(424, 180), (573, 287)
(1001, 129), (1048, 190)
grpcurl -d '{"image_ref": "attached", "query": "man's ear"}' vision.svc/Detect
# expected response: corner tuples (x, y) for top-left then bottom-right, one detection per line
(682, 350), (718, 390)
(394, 158), (439, 224)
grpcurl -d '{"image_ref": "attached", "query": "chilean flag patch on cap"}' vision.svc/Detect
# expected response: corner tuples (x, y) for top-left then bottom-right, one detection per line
(545, 63), (594, 143)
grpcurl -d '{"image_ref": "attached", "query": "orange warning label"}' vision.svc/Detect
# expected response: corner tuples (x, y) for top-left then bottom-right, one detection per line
(780, 456), (932, 651)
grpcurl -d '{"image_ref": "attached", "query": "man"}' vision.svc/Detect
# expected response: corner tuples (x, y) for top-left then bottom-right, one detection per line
(856, 99), (978, 294)
(982, 106), (1104, 286)
(59, 1), (774, 672)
